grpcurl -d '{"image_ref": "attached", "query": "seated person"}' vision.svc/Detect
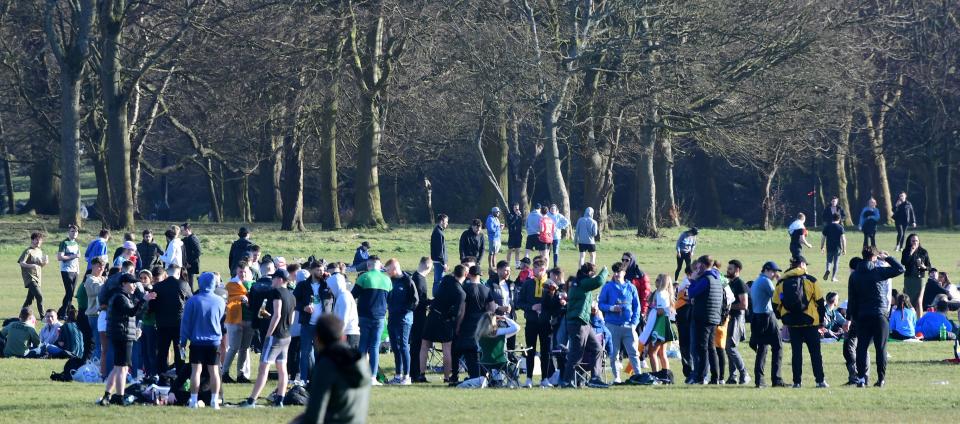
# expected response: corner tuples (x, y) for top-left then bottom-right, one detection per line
(350, 242), (371, 272)
(46, 305), (83, 358)
(39, 309), (61, 346)
(476, 312), (521, 384)
(822, 292), (847, 339)
(1, 308), (40, 357)
(922, 269), (952, 311)
(889, 294), (918, 340)
(942, 272), (960, 300)
(916, 295), (958, 341)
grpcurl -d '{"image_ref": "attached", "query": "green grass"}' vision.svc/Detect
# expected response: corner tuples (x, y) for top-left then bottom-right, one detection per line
(0, 216), (958, 422)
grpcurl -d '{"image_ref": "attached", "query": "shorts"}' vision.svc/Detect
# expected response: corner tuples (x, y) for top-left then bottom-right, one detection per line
(97, 311), (108, 333)
(261, 336), (291, 363)
(508, 232), (522, 249)
(189, 344), (219, 366)
(489, 238), (502, 254)
(112, 339), (133, 367)
(578, 243), (596, 253)
(525, 235), (540, 250)
(423, 314), (455, 343)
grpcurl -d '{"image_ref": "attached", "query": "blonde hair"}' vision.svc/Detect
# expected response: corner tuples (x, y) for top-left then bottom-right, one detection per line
(169, 225), (181, 238)
(650, 273), (675, 309)
(474, 312), (499, 341)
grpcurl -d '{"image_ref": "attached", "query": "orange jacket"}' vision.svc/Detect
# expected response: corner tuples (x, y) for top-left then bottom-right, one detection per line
(225, 280), (251, 324)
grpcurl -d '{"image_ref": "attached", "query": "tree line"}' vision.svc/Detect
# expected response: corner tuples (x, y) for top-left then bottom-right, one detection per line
(0, 0), (957, 235)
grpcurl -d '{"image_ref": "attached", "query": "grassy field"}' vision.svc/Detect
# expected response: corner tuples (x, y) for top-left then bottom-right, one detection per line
(0, 216), (958, 423)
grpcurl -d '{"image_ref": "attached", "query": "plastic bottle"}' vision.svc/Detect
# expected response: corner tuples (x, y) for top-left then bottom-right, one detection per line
(941, 323), (948, 341)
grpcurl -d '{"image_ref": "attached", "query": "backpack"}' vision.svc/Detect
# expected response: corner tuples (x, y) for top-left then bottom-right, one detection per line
(779, 276), (809, 316)
(284, 383), (309, 405)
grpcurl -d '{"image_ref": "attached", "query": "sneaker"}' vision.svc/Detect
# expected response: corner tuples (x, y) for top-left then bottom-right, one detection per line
(772, 381), (790, 388)
(400, 376), (412, 386)
(831, 278), (839, 283)
(740, 374), (751, 385)
(559, 381), (576, 389)
(856, 381), (867, 388)
(523, 378), (533, 388)
(109, 395), (124, 405)
(371, 377), (383, 386)
(816, 381), (829, 388)
(237, 375), (252, 384)
(187, 401), (199, 409)
(725, 376), (738, 385)
(612, 377), (623, 385)
(873, 380), (885, 388)
(792, 383), (802, 389)
(387, 376), (402, 385)
(272, 398), (284, 408)
(755, 381), (767, 388)
(221, 374), (235, 384)
(96, 396), (110, 407)
(586, 377), (609, 389)
(412, 375), (429, 384)
(238, 398), (258, 408)
(823, 271), (830, 280)
(540, 380), (554, 388)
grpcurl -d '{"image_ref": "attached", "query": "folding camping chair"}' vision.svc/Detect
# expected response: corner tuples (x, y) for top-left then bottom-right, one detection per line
(480, 347), (530, 388)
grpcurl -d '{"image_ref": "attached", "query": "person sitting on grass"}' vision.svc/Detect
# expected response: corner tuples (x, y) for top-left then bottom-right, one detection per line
(45, 305), (83, 358)
(39, 309), (61, 347)
(1, 308), (40, 358)
(822, 292), (847, 340)
(889, 293), (918, 341)
(915, 295), (957, 341)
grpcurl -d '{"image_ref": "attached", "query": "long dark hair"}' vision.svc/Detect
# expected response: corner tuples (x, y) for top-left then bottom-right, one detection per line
(906, 233), (920, 253)
(895, 293), (912, 319)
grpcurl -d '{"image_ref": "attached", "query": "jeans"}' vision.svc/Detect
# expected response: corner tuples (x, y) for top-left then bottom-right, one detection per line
(690, 320), (717, 383)
(675, 252), (692, 281)
(606, 324), (641, 380)
(751, 312), (783, 385)
(551, 239), (560, 265)
(59, 271), (78, 317)
(388, 311), (413, 376)
(433, 262), (445, 294)
(725, 314), (747, 379)
(562, 322), (601, 384)
(299, 322), (316, 382)
(358, 316), (386, 377)
(855, 314), (888, 383)
(223, 321), (254, 378)
(788, 326), (825, 385)
(825, 250), (840, 279)
(131, 338), (142, 376)
(140, 325), (158, 376)
(87, 315), (101, 359)
(843, 322), (858, 384)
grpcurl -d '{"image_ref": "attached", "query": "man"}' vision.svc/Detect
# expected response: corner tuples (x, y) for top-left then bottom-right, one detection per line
(506, 204), (525, 268)
(546, 204), (569, 266)
(241, 268), (295, 408)
(575, 207), (600, 267)
(916, 296), (957, 341)
(180, 272), (225, 409)
(537, 206), (556, 266)
(787, 214), (813, 258)
(409, 258), (432, 383)
(294, 315), (371, 424)
(430, 214), (449, 289)
(820, 212), (847, 282)
(893, 191), (916, 251)
(84, 229), (110, 276)
(686, 255), (723, 385)
(674, 228), (698, 281)
(151, 263), (192, 373)
(327, 262), (360, 349)
(485, 207), (503, 271)
(385, 259), (419, 385)
(822, 196), (847, 226)
(181, 223), (202, 289)
(724, 260), (750, 385)
(847, 247), (905, 387)
(598, 262), (642, 383)
(859, 198), (881, 248)
(485, 261), (516, 348)
(1, 308), (40, 357)
(294, 260), (335, 383)
(459, 219), (486, 265)
(773, 255), (827, 388)
(351, 242), (371, 272)
(560, 262), (610, 389)
(750, 261), (786, 388)
(842, 258), (861, 385)
(922, 268), (953, 311)
(515, 257), (553, 388)
(352, 256), (391, 384)
(19, 231), (49, 316)
(450, 265), (494, 384)
(223, 261), (255, 384)
(136, 230), (163, 272)
(524, 205), (543, 260)
(228, 227), (253, 277)
(56, 225), (81, 318)
(420, 265), (466, 384)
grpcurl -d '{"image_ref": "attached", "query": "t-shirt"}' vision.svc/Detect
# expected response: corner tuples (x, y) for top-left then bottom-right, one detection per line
(822, 223), (845, 253)
(728, 277), (748, 317)
(18, 247), (45, 287)
(267, 286), (295, 339)
(889, 307), (917, 337)
(916, 312), (956, 339)
(58, 239), (80, 273)
(432, 276), (466, 320)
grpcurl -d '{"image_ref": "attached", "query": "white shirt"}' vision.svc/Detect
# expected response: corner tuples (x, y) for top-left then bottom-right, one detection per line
(160, 238), (183, 268)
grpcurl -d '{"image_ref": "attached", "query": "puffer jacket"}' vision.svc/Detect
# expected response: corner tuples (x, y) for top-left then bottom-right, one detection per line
(108, 291), (147, 342)
(688, 268), (722, 325)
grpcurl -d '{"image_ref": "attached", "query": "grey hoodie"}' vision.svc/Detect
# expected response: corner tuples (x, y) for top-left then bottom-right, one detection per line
(575, 207), (600, 245)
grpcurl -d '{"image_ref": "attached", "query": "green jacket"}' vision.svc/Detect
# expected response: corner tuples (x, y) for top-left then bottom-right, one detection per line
(565, 267), (609, 325)
(1, 321), (40, 357)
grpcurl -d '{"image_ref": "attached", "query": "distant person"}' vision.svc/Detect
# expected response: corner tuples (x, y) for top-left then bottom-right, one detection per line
(516, 258), (552, 388)
(724, 260), (750, 385)
(223, 261), (255, 384)
(922, 269), (954, 311)
(409, 258), (432, 383)
(537, 206), (555, 266)
(385, 259), (419, 385)
(84, 229), (110, 275)
(486, 207), (503, 271)
(240, 268), (295, 408)
(352, 256), (391, 384)
(82, 258), (106, 360)
(18, 231), (49, 316)
(645, 274), (676, 373)
(420, 266), (467, 384)
(842, 258), (861, 385)
(179, 272), (225, 409)
(900, 233), (930, 313)
(524, 204), (543, 260)
(100, 274), (155, 406)
(450, 266), (494, 384)
(559, 262), (609, 389)
(327, 262), (360, 349)
(773, 255), (827, 388)
(674, 227), (698, 281)
(181, 223), (202, 289)
(599, 262), (642, 383)
(506, 204), (525, 268)
(1, 308), (40, 357)
(293, 260), (335, 383)
(228, 227), (253, 277)
(546, 204), (569, 266)
(46, 305), (83, 359)
(112, 241), (138, 269)
(459, 219), (486, 265)
(888, 294), (918, 340)
(575, 207), (600, 267)
(351, 242), (372, 272)
(686, 255), (723, 385)
(858, 198), (880, 247)
(136, 229), (163, 272)
(750, 261), (786, 388)
(915, 296), (957, 341)
(820, 213), (847, 282)
(111, 232), (136, 262)
(56, 225), (81, 317)
(893, 191), (916, 251)
(159, 225), (184, 274)
(847, 246), (905, 388)
(430, 214), (449, 288)
(151, 263), (192, 373)
(787, 214), (813, 258)
(822, 196), (847, 226)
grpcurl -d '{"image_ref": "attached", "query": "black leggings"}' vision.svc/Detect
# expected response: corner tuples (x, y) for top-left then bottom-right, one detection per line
(675, 252), (692, 281)
(895, 223), (909, 248)
(862, 232), (876, 248)
(524, 321), (553, 379)
(59, 271), (78, 317)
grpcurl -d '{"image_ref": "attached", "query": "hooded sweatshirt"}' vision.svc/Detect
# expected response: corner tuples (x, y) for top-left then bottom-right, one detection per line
(598, 279), (640, 326)
(525, 210), (542, 235)
(302, 342), (371, 424)
(575, 208), (599, 245)
(328, 273), (360, 336)
(180, 273), (226, 347)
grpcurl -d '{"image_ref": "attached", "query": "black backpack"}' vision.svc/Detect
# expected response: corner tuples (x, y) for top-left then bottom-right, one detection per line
(284, 383), (309, 405)
(779, 276), (809, 316)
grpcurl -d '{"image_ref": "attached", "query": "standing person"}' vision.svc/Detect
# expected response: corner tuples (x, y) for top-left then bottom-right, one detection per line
(19, 231), (49, 316)
(841, 258), (862, 385)
(420, 266), (467, 384)
(900, 233), (931, 314)
(137, 269), (159, 378)
(151, 263), (192, 373)
(327, 262), (360, 349)
(822, 196), (847, 226)
(524, 205), (543, 260)
(159, 226), (184, 274)
(893, 192), (916, 251)
(750, 261), (786, 388)
(228, 227), (253, 277)
(645, 274), (677, 372)
(847, 247), (905, 387)
(409, 258), (432, 383)
(724, 260), (750, 385)
(450, 266), (494, 384)
(686, 255), (723, 385)
(56, 225), (81, 317)
(294, 261), (335, 384)
(859, 198), (881, 248)
(82, 258), (107, 360)
(675, 267), (694, 379)
(559, 262), (609, 389)
(820, 213), (847, 282)
(136, 230), (163, 272)
(84, 229), (110, 276)
(179, 272), (225, 409)
(293, 315), (371, 424)
(223, 261), (255, 384)
(240, 268), (295, 408)
(459, 219), (486, 265)
(515, 258), (553, 388)
(99, 274), (155, 406)
(486, 261), (515, 318)
(537, 206), (556, 266)
(352, 256), (391, 384)
(486, 207), (503, 271)
(506, 204), (525, 268)
(674, 228), (698, 281)
(430, 214), (449, 290)
(773, 256), (828, 388)
(787, 214), (814, 258)
(598, 262), (642, 383)
(575, 207), (600, 267)
(547, 204), (569, 266)
(181, 223), (202, 289)
(385, 259), (419, 385)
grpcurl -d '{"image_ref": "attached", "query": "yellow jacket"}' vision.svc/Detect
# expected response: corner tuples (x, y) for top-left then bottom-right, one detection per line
(773, 267), (825, 327)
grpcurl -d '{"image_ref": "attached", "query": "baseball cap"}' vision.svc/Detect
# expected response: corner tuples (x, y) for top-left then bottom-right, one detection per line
(491, 207), (500, 213)
(790, 255), (807, 266)
(761, 261), (782, 272)
(272, 268), (290, 281)
(520, 257), (531, 265)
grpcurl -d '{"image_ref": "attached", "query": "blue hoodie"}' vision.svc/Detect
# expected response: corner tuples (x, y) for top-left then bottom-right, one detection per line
(597, 279), (640, 326)
(180, 272), (226, 347)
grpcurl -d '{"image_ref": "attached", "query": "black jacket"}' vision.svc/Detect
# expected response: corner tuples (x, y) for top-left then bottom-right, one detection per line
(108, 291), (147, 342)
(430, 226), (447, 265)
(458, 228), (485, 261)
(150, 276), (192, 328)
(485, 276), (513, 311)
(228, 237), (253, 276)
(294, 277), (336, 325)
(182, 234), (202, 273)
(893, 201), (916, 225)
(900, 247), (931, 278)
(848, 257), (905, 320)
(515, 276), (548, 325)
(507, 211), (524, 235)
(136, 241), (163, 271)
(411, 272), (430, 315)
(922, 278), (951, 310)
(302, 342), (370, 424)
(387, 272), (419, 315)
(247, 277), (273, 325)
(822, 205), (847, 223)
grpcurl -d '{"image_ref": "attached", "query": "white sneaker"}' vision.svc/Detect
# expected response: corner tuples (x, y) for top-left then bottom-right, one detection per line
(613, 377), (622, 384)
(211, 399), (221, 410)
(371, 377), (383, 386)
(400, 376), (412, 385)
(187, 401), (199, 409)
(540, 379), (553, 388)
(387, 376), (402, 385)
(523, 378), (533, 388)
(640, 360), (648, 369)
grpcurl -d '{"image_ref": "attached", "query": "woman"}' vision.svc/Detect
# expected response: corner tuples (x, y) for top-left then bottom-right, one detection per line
(159, 226), (183, 276)
(645, 274), (677, 372)
(476, 312), (520, 383)
(893, 192), (916, 251)
(99, 275), (155, 406)
(889, 294), (918, 340)
(47, 305), (83, 359)
(900, 233), (931, 313)
(138, 269), (159, 378)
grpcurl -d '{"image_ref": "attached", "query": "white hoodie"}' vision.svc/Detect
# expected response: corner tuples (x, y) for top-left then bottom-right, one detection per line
(327, 272), (360, 336)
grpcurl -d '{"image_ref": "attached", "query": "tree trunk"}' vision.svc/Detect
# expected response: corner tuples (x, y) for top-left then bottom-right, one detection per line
(57, 67), (84, 228)
(25, 159), (61, 215)
(692, 148), (722, 227)
(834, 112), (854, 226)
(541, 101), (571, 219)
(861, 77), (902, 225)
(280, 137), (305, 231)
(2, 154), (13, 214)
(351, 92), (387, 227)
(946, 149), (954, 228)
(205, 158), (222, 223)
(508, 114), (537, 211)
(655, 133), (680, 227)
(760, 168), (778, 230)
(99, 6), (134, 230)
(636, 124), (658, 238)
(254, 119), (283, 222)
(317, 88), (341, 229)
(480, 113), (509, 217)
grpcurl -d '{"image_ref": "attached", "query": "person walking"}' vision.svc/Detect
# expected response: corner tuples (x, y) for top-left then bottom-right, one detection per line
(181, 223), (202, 289)
(228, 227), (253, 278)
(598, 262), (642, 383)
(240, 268), (295, 408)
(900, 233), (931, 313)
(179, 272), (225, 409)
(559, 262), (610, 389)
(486, 207), (503, 271)
(547, 204), (569, 266)
(750, 261), (786, 388)
(822, 196), (847, 226)
(893, 192), (916, 251)
(724, 260), (750, 385)
(859, 198), (880, 248)
(847, 247), (905, 387)
(294, 260), (335, 383)
(686, 255), (723, 385)
(56, 225), (81, 317)
(409, 258), (432, 383)
(19, 231), (49, 316)
(459, 219), (486, 265)
(820, 213), (847, 282)
(506, 204), (525, 268)
(674, 228), (698, 281)
(430, 214), (449, 290)
(787, 214), (813, 258)
(386, 259), (419, 385)
(773, 255), (828, 388)
(352, 256), (391, 385)
(136, 230), (163, 272)
(575, 207), (600, 267)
